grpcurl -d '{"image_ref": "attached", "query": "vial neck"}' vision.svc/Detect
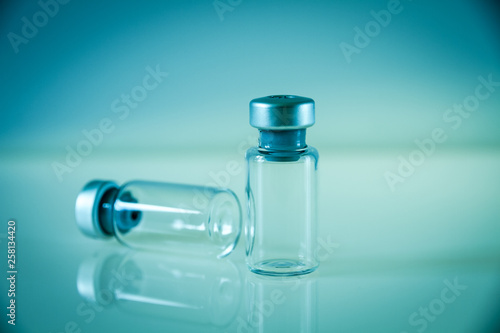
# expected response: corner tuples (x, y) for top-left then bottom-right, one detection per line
(259, 129), (307, 151)
(98, 188), (142, 235)
(98, 188), (118, 236)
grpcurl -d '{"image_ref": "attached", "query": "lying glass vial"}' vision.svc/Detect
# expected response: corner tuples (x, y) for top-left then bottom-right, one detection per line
(75, 180), (241, 258)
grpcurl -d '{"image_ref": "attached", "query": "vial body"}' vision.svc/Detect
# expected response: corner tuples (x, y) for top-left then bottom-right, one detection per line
(245, 146), (318, 276)
(112, 181), (241, 258)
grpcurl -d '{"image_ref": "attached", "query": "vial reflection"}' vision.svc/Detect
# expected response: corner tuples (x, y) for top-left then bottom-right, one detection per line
(76, 248), (242, 327)
(239, 272), (318, 332)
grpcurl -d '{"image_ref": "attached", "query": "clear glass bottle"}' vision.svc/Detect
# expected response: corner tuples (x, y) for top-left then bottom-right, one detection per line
(245, 95), (319, 276)
(75, 180), (241, 258)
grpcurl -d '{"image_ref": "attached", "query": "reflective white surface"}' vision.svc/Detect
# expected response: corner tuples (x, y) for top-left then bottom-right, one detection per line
(0, 148), (499, 332)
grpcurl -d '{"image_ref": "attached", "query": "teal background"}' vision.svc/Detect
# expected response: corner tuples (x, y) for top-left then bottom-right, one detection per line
(1, 0), (499, 332)
(1, 0), (500, 152)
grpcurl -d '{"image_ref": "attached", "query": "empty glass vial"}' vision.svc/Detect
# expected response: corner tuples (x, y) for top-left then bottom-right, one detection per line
(245, 95), (319, 276)
(75, 180), (241, 258)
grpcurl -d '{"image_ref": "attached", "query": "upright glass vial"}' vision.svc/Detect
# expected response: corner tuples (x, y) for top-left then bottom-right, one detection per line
(75, 180), (241, 258)
(245, 95), (319, 276)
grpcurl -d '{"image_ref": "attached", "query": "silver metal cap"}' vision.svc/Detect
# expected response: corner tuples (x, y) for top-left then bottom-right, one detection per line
(75, 180), (118, 239)
(249, 95), (315, 130)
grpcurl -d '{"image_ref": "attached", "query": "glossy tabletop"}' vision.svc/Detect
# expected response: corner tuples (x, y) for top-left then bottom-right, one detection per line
(0, 148), (499, 333)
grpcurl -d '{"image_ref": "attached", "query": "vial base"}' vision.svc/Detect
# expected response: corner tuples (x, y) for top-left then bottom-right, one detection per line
(248, 259), (318, 277)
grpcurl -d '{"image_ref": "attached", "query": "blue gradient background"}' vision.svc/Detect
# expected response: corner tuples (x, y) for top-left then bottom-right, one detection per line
(1, 0), (500, 332)
(1, 0), (499, 152)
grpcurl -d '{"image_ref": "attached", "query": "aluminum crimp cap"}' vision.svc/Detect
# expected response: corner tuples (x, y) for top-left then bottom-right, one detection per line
(75, 180), (118, 239)
(249, 95), (315, 130)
